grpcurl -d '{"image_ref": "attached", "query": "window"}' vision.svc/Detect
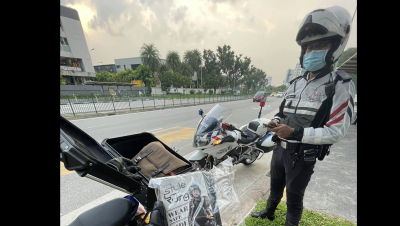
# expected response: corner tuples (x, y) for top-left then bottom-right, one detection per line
(72, 61), (78, 67)
(116, 65), (121, 69)
(60, 58), (68, 65)
(60, 37), (69, 45)
(131, 64), (140, 70)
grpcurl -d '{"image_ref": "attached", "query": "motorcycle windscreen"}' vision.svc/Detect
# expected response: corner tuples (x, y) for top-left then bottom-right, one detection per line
(193, 104), (232, 147)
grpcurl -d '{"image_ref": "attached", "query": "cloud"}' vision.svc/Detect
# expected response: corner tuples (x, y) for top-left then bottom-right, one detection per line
(61, 0), (357, 86)
(172, 5), (188, 23)
(263, 20), (276, 34)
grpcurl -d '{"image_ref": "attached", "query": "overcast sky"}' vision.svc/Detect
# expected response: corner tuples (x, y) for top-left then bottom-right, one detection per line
(61, 0), (357, 86)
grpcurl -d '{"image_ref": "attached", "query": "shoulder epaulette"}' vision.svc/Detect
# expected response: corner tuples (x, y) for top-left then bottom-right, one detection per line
(335, 70), (352, 83)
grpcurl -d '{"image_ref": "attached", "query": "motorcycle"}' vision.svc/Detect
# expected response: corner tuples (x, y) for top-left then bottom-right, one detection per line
(188, 100), (276, 170)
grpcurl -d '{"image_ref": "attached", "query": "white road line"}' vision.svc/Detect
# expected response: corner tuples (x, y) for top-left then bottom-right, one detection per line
(146, 128), (163, 132)
(84, 125), (108, 129)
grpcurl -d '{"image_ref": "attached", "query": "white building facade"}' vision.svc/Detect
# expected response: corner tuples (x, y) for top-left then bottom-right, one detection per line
(293, 63), (307, 79)
(60, 5), (95, 85)
(267, 77), (272, 87)
(114, 57), (166, 73)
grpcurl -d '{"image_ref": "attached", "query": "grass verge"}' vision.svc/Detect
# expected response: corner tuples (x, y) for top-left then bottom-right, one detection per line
(244, 199), (356, 226)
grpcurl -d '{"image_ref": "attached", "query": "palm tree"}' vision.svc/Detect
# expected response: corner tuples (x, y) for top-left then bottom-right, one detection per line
(166, 50), (181, 73)
(140, 43), (161, 73)
(180, 62), (193, 78)
(184, 49), (202, 74)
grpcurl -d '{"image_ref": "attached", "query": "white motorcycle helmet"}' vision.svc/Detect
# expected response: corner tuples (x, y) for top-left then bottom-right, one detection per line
(296, 6), (352, 72)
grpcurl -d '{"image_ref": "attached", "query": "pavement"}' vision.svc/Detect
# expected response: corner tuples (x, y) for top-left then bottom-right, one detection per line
(60, 97), (357, 225)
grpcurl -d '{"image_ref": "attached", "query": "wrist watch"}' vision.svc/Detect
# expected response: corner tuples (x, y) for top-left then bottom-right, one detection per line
(291, 128), (299, 138)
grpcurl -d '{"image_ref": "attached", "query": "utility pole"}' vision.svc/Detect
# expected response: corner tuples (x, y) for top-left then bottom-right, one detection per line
(201, 66), (202, 89)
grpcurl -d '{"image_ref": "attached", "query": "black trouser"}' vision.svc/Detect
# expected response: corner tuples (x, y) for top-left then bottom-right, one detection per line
(267, 145), (315, 224)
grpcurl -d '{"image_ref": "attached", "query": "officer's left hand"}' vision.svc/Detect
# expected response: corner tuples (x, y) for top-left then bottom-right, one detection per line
(270, 124), (294, 138)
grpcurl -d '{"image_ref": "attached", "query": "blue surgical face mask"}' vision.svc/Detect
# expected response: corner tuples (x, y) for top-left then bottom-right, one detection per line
(303, 49), (328, 72)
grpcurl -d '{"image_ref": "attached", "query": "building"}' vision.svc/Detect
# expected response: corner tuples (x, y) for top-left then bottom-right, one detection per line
(267, 77), (272, 87)
(60, 5), (95, 85)
(284, 69), (295, 86)
(94, 64), (117, 74)
(294, 63), (307, 79)
(114, 57), (166, 73)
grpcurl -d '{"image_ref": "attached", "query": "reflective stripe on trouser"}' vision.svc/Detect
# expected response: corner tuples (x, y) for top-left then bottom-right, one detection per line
(267, 145), (315, 224)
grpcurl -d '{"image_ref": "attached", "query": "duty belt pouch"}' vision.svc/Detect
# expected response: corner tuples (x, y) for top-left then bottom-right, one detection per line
(131, 141), (189, 180)
(317, 145), (331, 161)
(300, 144), (318, 166)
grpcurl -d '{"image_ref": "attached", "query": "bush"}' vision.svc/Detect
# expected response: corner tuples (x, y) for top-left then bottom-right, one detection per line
(190, 89), (195, 94)
(208, 90), (213, 94)
(220, 90), (226, 95)
(196, 90), (203, 94)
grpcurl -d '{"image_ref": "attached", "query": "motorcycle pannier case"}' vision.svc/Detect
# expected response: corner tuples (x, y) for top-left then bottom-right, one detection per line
(102, 135), (193, 182)
(60, 115), (193, 210)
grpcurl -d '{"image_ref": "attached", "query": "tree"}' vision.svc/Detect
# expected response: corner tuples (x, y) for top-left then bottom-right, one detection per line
(60, 69), (67, 85)
(166, 50), (181, 72)
(95, 71), (115, 82)
(337, 47), (357, 67)
(140, 43), (161, 73)
(202, 49), (221, 93)
(216, 45), (235, 89)
(158, 71), (173, 93)
(180, 62), (193, 78)
(232, 54), (251, 89)
(113, 69), (135, 83)
(184, 49), (202, 74)
(133, 65), (155, 93)
(159, 64), (169, 75)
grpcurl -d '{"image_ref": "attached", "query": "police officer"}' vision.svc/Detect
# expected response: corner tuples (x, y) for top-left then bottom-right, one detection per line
(251, 6), (356, 226)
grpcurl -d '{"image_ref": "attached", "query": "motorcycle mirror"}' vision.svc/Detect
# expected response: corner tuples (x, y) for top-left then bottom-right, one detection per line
(199, 109), (204, 117)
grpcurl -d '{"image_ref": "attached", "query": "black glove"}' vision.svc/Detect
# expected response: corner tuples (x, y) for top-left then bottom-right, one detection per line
(148, 201), (168, 226)
(105, 157), (142, 180)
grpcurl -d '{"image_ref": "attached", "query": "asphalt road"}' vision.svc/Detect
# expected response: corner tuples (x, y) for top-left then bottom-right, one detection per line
(60, 98), (282, 219)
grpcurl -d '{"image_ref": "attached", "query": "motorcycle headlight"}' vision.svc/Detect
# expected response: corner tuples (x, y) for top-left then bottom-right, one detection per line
(196, 135), (210, 147)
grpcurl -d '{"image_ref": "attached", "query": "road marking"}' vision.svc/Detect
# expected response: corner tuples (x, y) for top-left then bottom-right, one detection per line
(151, 126), (181, 134)
(84, 125), (108, 129)
(146, 128), (163, 132)
(156, 127), (196, 145)
(60, 162), (75, 176)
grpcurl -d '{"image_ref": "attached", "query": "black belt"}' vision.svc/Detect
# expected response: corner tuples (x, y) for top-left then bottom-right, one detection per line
(277, 139), (300, 151)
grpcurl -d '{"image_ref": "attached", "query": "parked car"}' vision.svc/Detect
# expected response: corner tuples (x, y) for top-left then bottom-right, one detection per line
(253, 91), (266, 102)
(276, 92), (284, 98)
(270, 92), (276, 97)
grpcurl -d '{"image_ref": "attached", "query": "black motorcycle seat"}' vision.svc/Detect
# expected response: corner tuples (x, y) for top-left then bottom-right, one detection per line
(69, 198), (133, 226)
(238, 128), (259, 144)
